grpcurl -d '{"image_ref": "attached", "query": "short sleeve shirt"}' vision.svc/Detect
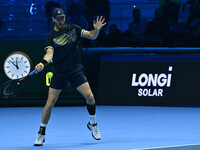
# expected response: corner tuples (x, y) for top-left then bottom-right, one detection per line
(45, 24), (83, 72)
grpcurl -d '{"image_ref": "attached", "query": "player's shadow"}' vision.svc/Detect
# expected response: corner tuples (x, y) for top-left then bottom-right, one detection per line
(20, 142), (100, 150)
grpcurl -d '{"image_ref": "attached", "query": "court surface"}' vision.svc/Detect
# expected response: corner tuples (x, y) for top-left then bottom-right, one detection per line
(1, 106), (200, 150)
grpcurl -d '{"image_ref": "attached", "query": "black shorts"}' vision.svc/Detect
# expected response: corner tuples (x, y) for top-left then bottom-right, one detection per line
(50, 64), (88, 90)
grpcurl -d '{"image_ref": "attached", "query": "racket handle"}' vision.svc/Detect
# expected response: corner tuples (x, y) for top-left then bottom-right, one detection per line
(29, 69), (37, 76)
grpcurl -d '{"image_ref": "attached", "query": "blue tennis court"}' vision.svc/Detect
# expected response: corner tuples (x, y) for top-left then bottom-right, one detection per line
(1, 106), (200, 150)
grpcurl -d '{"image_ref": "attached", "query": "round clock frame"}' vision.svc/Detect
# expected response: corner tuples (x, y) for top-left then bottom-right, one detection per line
(3, 51), (32, 80)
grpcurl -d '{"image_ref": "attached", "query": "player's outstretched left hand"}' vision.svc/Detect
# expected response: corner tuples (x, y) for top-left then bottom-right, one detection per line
(93, 16), (106, 30)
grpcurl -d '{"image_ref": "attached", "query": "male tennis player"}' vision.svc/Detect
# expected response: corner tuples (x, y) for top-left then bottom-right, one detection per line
(34, 8), (106, 146)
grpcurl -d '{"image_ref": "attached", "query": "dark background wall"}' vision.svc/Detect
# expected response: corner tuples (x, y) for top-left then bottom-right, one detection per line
(1, 44), (200, 107)
(0, 41), (85, 106)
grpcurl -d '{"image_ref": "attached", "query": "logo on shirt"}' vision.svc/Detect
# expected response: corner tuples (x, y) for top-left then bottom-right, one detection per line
(53, 29), (77, 46)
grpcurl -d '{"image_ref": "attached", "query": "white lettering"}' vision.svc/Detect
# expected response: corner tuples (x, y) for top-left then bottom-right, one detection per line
(138, 88), (143, 96)
(148, 74), (158, 86)
(137, 88), (163, 97)
(157, 74), (167, 87)
(152, 89), (157, 96)
(132, 66), (172, 97)
(131, 66), (173, 87)
(138, 73), (148, 87)
(143, 89), (148, 96)
(167, 74), (172, 87)
(131, 74), (138, 86)
(158, 89), (163, 96)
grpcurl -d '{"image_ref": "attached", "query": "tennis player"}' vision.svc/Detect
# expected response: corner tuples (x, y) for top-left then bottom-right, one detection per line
(34, 8), (106, 146)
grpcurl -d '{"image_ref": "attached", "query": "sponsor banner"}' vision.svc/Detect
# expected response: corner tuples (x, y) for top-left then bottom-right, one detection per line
(96, 54), (200, 106)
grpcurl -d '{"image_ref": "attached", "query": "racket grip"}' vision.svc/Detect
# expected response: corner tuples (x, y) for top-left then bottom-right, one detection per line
(29, 69), (37, 76)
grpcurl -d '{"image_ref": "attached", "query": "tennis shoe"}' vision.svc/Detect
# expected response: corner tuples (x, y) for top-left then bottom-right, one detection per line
(34, 134), (45, 146)
(87, 122), (101, 140)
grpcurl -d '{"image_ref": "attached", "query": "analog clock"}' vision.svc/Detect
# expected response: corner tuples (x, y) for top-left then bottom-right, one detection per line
(3, 51), (32, 80)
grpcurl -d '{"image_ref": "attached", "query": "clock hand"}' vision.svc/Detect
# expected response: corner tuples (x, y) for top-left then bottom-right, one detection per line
(15, 58), (19, 69)
(8, 60), (18, 69)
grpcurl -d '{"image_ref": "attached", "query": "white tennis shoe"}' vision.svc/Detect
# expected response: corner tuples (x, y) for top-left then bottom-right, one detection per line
(87, 122), (101, 140)
(34, 134), (45, 146)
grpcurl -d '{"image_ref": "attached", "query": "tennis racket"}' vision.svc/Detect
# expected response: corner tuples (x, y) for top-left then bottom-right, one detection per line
(0, 69), (37, 98)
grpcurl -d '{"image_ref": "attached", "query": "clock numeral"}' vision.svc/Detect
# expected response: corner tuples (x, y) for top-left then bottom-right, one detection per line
(7, 71), (11, 73)
(11, 57), (14, 60)
(21, 74), (24, 77)
(24, 61), (27, 63)
(21, 57), (23, 60)
(24, 71), (27, 73)
(6, 66), (9, 68)
(16, 75), (18, 79)
(25, 66), (29, 68)
(11, 74), (14, 77)
(7, 61), (10, 63)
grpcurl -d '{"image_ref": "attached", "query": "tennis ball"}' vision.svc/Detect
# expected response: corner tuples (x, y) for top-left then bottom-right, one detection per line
(47, 72), (53, 78)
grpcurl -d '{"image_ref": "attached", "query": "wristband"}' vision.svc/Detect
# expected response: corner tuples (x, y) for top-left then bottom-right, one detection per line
(40, 59), (48, 66)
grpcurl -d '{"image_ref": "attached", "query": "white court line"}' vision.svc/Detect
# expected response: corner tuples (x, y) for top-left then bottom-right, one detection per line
(129, 143), (200, 150)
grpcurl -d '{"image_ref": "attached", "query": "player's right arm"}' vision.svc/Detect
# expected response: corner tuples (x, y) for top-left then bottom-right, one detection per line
(35, 47), (54, 73)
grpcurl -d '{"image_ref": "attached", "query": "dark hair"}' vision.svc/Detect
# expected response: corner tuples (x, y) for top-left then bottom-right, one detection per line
(132, 8), (140, 16)
(110, 24), (117, 28)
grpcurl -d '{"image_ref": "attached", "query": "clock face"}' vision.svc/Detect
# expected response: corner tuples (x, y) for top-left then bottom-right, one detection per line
(3, 52), (32, 79)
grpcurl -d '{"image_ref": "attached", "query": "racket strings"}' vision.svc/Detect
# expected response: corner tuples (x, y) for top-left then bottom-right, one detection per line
(0, 69), (36, 98)
(1, 80), (24, 98)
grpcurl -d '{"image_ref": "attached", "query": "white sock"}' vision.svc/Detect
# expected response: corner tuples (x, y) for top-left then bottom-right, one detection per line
(89, 114), (96, 125)
(40, 123), (47, 127)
